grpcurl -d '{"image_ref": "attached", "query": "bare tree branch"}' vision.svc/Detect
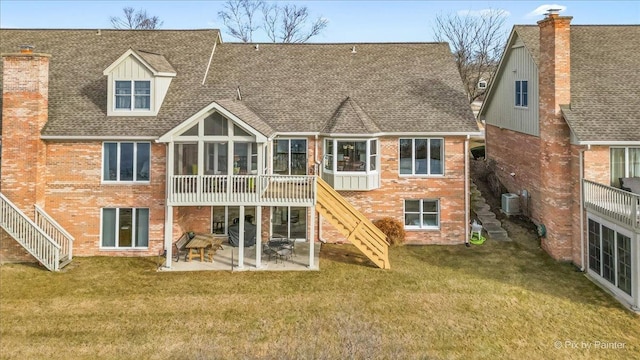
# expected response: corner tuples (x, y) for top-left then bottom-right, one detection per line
(433, 9), (508, 103)
(219, 0), (327, 43)
(110, 7), (163, 30)
(218, 0), (265, 43)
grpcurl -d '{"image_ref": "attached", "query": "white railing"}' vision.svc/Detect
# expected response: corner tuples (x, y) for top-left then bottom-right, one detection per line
(584, 180), (640, 231)
(35, 205), (74, 261)
(168, 174), (316, 206)
(0, 193), (61, 271)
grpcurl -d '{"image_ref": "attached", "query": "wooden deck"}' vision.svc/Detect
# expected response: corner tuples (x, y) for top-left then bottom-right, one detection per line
(584, 180), (640, 231)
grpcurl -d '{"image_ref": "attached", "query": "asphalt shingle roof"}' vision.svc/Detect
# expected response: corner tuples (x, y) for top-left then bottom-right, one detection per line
(0, 29), (478, 138)
(513, 25), (640, 142)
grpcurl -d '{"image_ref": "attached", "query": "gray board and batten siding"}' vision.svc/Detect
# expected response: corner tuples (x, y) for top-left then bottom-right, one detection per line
(483, 34), (539, 137)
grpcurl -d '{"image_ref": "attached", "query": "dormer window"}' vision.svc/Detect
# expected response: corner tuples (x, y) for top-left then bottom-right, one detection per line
(104, 49), (177, 116)
(115, 80), (151, 110)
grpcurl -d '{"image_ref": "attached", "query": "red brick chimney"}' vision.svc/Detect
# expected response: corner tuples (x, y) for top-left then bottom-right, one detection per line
(537, 10), (573, 260)
(1, 46), (50, 214)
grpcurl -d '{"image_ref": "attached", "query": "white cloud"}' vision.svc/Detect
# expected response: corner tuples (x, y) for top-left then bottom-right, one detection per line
(526, 4), (567, 18)
(457, 9), (511, 18)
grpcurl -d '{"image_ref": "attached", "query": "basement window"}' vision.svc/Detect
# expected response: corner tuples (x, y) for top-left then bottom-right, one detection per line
(101, 208), (149, 248)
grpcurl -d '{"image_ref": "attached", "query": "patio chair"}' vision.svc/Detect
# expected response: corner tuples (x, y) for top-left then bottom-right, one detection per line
(173, 233), (192, 262)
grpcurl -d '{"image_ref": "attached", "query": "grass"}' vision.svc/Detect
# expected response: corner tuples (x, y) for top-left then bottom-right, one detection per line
(1, 234), (639, 359)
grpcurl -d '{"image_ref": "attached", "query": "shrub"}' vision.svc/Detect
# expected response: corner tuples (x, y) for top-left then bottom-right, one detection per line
(373, 217), (406, 246)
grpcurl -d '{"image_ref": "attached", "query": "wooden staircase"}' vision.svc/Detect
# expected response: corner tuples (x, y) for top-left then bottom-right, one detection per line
(0, 192), (73, 271)
(315, 178), (390, 269)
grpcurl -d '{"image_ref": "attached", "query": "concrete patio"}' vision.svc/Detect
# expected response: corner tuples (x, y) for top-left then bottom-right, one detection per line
(159, 241), (321, 272)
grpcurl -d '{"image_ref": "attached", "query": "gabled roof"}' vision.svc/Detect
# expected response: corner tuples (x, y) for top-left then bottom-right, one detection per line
(0, 29), (478, 138)
(102, 48), (177, 77)
(323, 97), (381, 134)
(133, 49), (176, 75)
(480, 25), (640, 143)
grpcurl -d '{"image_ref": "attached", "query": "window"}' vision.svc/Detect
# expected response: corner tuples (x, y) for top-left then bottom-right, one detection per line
(588, 218), (633, 296)
(610, 147), (640, 187)
(274, 139), (307, 175)
(103, 142), (150, 182)
(515, 80), (528, 107)
(324, 139), (333, 171)
(272, 206), (307, 239)
(115, 80), (150, 110)
(399, 138), (443, 175)
(101, 208), (149, 248)
(404, 199), (439, 229)
(324, 139), (378, 173)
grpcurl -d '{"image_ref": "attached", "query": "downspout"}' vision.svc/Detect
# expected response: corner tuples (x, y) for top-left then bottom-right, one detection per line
(465, 135), (470, 243)
(579, 144), (590, 271)
(314, 134), (326, 243)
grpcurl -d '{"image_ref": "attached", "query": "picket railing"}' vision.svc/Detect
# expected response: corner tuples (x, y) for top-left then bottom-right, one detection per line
(584, 180), (640, 231)
(0, 193), (61, 271)
(168, 174), (316, 206)
(35, 205), (74, 263)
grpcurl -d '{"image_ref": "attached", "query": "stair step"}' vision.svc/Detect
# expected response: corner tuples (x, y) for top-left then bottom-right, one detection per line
(483, 222), (510, 241)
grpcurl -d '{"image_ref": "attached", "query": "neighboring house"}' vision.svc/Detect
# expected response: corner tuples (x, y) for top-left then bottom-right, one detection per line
(478, 11), (640, 310)
(0, 29), (479, 272)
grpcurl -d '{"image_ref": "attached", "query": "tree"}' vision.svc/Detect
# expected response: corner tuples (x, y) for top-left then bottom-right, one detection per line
(218, 0), (328, 43)
(110, 7), (163, 30)
(218, 0), (264, 42)
(263, 3), (328, 43)
(432, 9), (508, 103)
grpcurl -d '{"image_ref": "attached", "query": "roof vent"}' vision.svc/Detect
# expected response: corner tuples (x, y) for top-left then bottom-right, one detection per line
(96, 29), (101, 36)
(236, 86), (242, 101)
(19, 45), (34, 54)
(255, 44), (259, 51)
(351, 46), (356, 54)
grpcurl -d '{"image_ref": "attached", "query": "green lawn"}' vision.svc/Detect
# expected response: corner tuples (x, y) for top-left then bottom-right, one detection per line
(1, 236), (638, 359)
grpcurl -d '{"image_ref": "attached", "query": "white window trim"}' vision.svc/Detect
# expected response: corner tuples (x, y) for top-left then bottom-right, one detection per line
(398, 138), (445, 177)
(323, 138), (379, 174)
(100, 208), (150, 250)
(272, 138), (308, 176)
(610, 146), (640, 182)
(515, 79), (528, 108)
(112, 79), (154, 114)
(102, 142), (151, 184)
(586, 214), (635, 303)
(404, 199), (440, 230)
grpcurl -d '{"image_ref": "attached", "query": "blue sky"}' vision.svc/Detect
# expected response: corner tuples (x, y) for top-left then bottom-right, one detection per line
(1, 1), (638, 42)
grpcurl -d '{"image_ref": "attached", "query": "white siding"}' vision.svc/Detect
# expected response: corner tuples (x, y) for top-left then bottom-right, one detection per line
(485, 36), (539, 136)
(113, 57), (153, 79)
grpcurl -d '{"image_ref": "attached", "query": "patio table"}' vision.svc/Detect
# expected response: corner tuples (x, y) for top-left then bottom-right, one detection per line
(186, 236), (212, 262)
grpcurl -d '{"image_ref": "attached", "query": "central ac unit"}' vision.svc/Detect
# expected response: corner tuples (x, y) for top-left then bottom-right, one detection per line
(501, 193), (520, 216)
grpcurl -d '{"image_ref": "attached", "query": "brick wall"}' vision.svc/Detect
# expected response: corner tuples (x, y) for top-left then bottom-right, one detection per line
(41, 142), (167, 257)
(537, 13), (573, 261)
(485, 124), (542, 221)
(320, 136), (467, 245)
(1, 53), (49, 215)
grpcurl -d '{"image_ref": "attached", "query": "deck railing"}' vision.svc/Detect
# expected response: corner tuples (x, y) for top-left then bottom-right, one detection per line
(0, 193), (61, 271)
(35, 205), (75, 262)
(583, 180), (640, 231)
(168, 174), (316, 206)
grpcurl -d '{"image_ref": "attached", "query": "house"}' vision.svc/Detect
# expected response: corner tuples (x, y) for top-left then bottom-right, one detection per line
(0, 29), (480, 272)
(478, 11), (640, 310)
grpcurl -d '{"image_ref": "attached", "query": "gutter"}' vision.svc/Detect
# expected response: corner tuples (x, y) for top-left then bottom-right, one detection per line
(41, 135), (157, 141)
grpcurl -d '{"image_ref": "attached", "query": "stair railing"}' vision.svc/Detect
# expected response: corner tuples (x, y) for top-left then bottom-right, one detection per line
(35, 205), (74, 262)
(0, 193), (60, 271)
